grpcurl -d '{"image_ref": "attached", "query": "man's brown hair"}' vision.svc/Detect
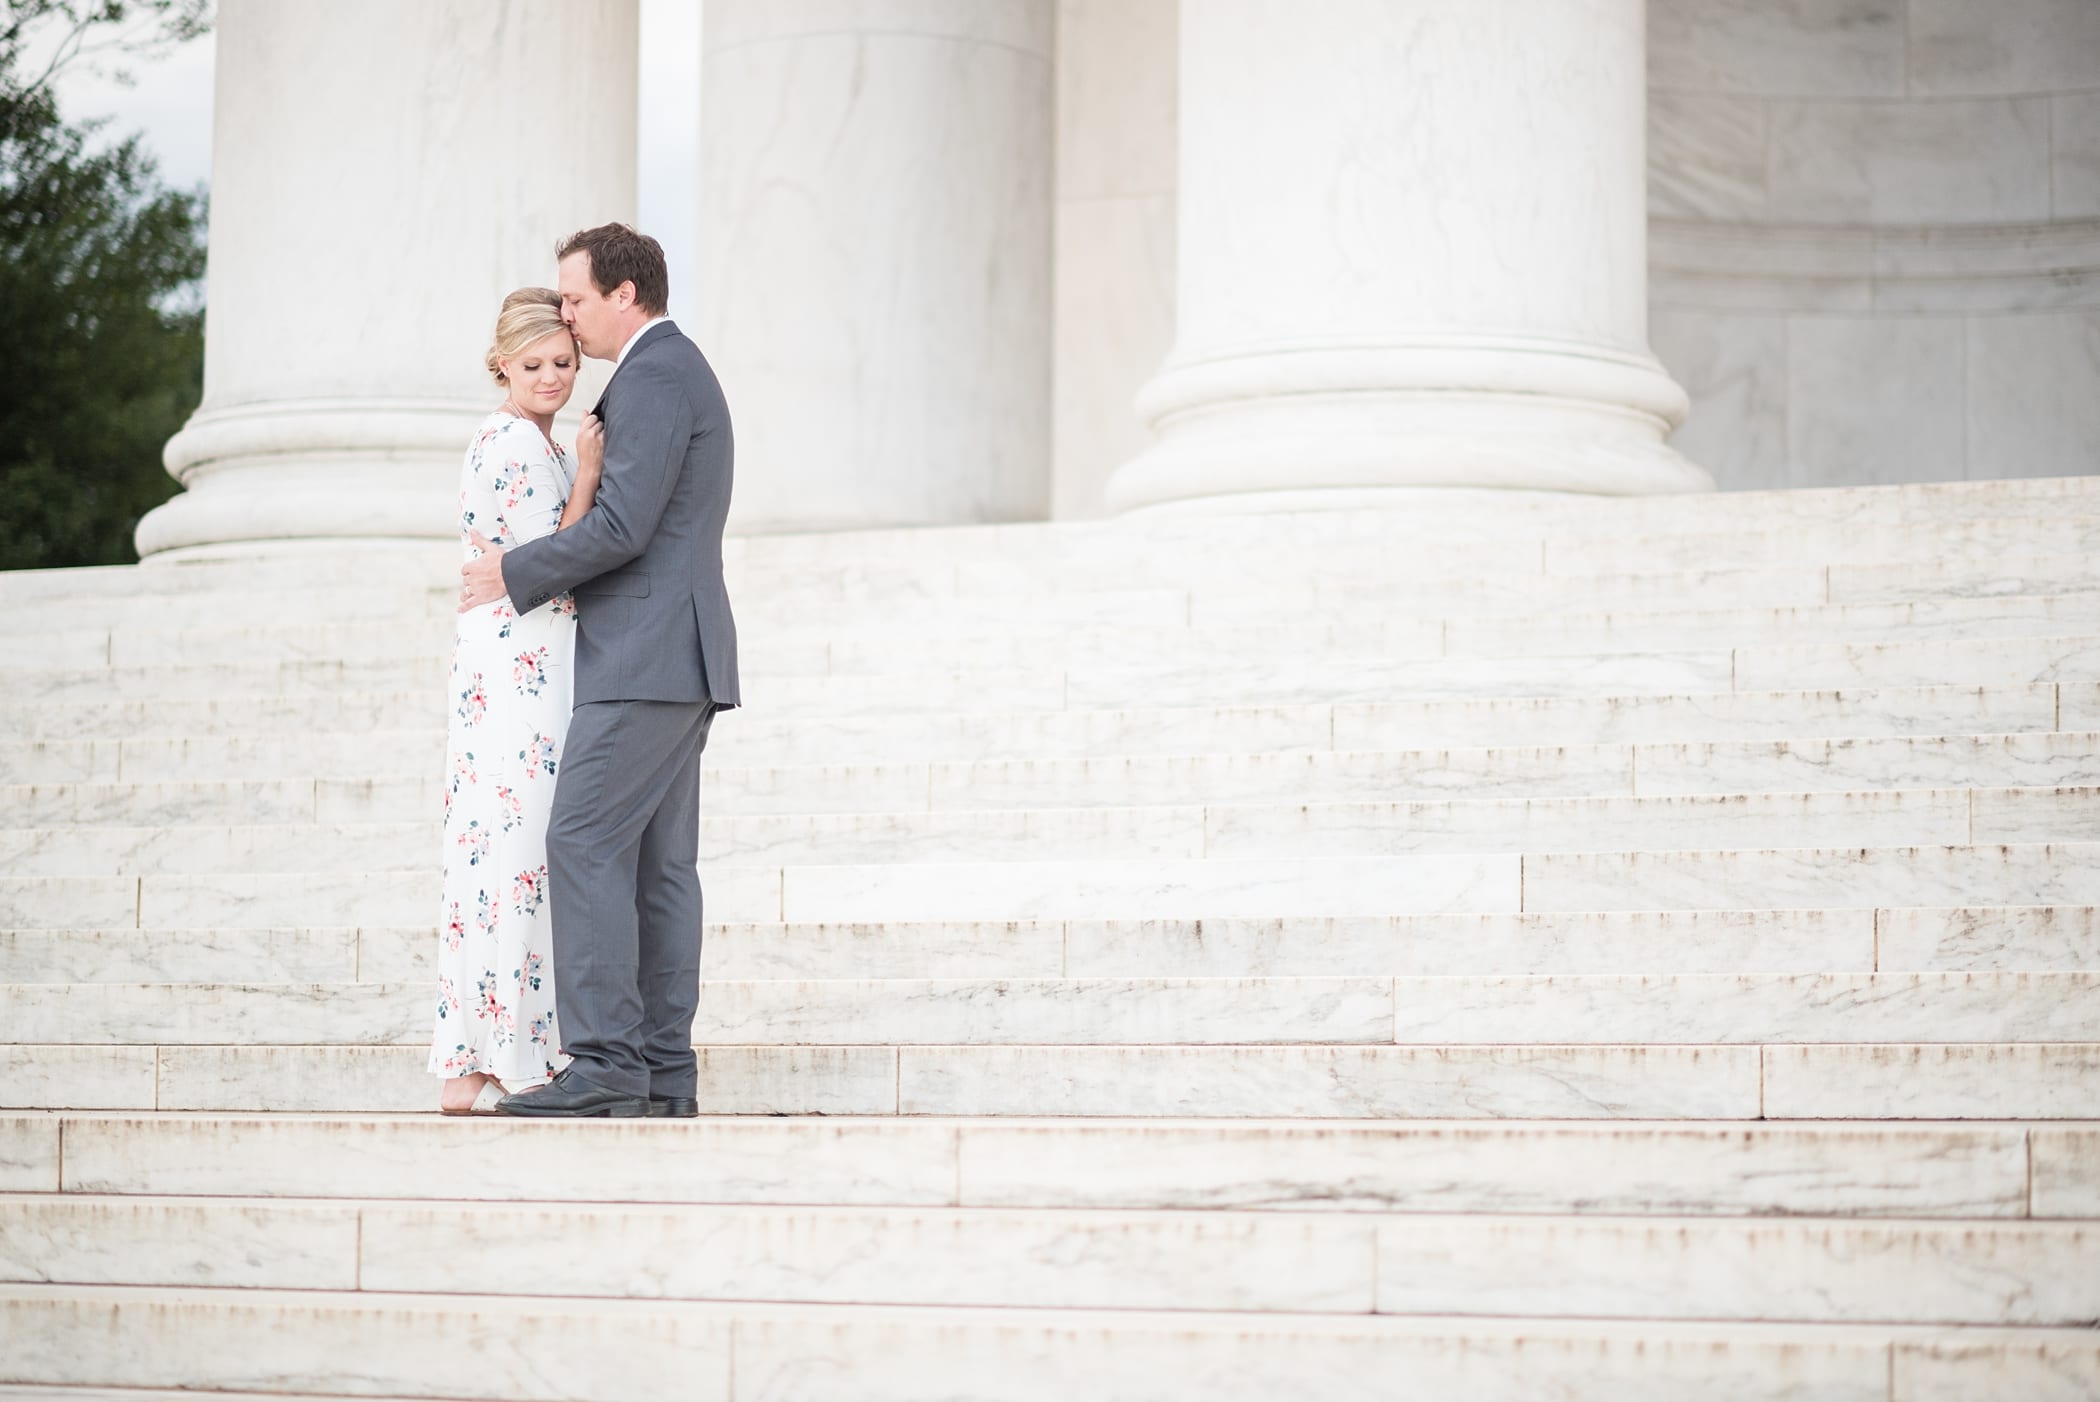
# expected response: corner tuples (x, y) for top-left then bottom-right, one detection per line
(557, 223), (669, 316)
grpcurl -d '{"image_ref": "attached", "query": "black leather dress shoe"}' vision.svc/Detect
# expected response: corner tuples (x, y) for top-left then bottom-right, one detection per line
(648, 1095), (700, 1118)
(496, 1067), (647, 1118)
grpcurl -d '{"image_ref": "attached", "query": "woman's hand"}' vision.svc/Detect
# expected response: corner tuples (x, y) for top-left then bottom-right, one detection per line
(576, 412), (605, 480)
(559, 413), (606, 529)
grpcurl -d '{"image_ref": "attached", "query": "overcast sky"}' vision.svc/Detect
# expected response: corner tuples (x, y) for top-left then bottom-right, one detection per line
(51, 0), (705, 326)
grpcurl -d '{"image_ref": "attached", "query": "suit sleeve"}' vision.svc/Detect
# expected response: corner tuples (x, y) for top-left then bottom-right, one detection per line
(499, 359), (693, 613)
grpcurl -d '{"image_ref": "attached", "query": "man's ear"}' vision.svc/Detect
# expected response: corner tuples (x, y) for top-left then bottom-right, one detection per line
(616, 281), (638, 311)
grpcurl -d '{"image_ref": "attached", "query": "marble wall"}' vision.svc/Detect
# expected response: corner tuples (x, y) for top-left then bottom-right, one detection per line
(1648, 0), (2100, 490)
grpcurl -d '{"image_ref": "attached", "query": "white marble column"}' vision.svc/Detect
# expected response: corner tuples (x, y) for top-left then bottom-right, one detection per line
(1105, 0), (1710, 514)
(137, 0), (638, 560)
(698, 0), (1053, 533)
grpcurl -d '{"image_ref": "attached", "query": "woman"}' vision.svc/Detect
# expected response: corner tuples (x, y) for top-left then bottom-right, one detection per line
(429, 288), (605, 1114)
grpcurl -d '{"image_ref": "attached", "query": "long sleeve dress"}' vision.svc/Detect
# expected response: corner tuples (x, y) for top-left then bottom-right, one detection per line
(428, 410), (579, 1088)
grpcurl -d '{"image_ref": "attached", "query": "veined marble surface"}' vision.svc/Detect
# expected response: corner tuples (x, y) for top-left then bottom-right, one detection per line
(1376, 1214), (2100, 1324)
(0, 879), (137, 932)
(2, 1284), (730, 1400)
(1391, 972), (2100, 1045)
(360, 1200), (1374, 1313)
(2030, 1128), (2100, 1218)
(1633, 733), (2100, 796)
(777, 854), (1520, 922)
(1524, 842), (2100, 912)
(1202, 788), (1973, 858)
(0, 1197), (354, 1290)
(957, 1117), (2029, 1217)
(895, 1044), (1759, 1119)
(57, 1114), (961, 1204)
(1061, 909), (1877, 978)
(1737, 634), (2100, 693)
(0, 1047), (153, 1111)
(697, 976), (1394, 1046)
(1764, 1043), (2100, 1119)
(24, 1111), (2041, 1220)
(1878, 905), (2100, 972)
(0, 981), (423, 1047)
(1334, 683), (2060, 749)
(0, 1115), (55, 1192)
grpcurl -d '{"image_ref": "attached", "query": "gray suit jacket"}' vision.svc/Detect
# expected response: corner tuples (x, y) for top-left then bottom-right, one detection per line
(500, 321), (740, 707)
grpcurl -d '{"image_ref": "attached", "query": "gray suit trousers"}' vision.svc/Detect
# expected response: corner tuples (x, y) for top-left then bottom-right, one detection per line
(547, 697), (716, 1098)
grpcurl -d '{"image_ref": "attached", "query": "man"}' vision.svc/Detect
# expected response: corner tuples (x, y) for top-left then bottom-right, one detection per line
(459, 223), (739, 1118)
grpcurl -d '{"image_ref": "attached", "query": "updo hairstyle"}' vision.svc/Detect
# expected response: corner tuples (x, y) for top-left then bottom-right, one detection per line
(485, 287), (575, 385)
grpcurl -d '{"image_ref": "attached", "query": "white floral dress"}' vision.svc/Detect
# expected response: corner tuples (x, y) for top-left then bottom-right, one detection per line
(429, 410), (579, 1088)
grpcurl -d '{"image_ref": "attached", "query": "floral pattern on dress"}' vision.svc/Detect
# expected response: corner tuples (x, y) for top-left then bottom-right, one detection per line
(428, 410), (578, 1090)
(519, 731), (559, 779)
(513, 646), (550, 696)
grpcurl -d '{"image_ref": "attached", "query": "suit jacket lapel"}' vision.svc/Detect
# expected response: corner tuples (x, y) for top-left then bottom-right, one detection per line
(597, 320), (680, 412)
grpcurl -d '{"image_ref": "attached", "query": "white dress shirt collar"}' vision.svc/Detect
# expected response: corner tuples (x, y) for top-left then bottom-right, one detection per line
(614, 314), (672, 369)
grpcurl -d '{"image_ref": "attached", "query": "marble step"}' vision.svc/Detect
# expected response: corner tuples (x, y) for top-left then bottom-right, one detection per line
(0, 560), (1839, 641)
(6, 477), (2088, 597)
(0, 854), (1520, 929)
(0, 975), (1397, 1048)
(0, 684), (2075, 769)
(1525, 841), (2100, 913)
(9, 1039), (2099, 1118)
(2, 1194), (1381, 1314)
(1222, 550), (2100, 627)
(1063, 634), (2100, 709)
(721, 506), (2100, 579)
(28, 592), (2100, 677)
(8, 551), (2093, 658)
(1735, 632), (2100, 692)
(6, 905), (2094, 988)
(24, 630), (2100, 712)
(5, 972), (2091, 1050)
(16, 785), (2092, 871)
(11, 842), (2100, 931)
(0, 1390), (444, 1402)
(41, 784), (2100, 873)
(6, 494), (2084, 620)
(3, 656), (450, 705)
(18, 904), (2094, 986)
(1546, 512), (2100, 575)
(5, 1194), (2096, 1326)
(0, 583), (459, 637)
(44, 532), (2100, 637)
(770, 511), (2100, 584)
(16, 1285), (2096, 1402)
(23, 728), (2100, 814)
(1828, 552), (2100, 606)
(16, 784), (2100, 868)
(20, 1112), (2076, 1218)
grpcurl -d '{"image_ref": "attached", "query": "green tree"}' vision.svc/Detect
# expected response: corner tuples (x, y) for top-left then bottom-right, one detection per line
(1, 0), (210, 570)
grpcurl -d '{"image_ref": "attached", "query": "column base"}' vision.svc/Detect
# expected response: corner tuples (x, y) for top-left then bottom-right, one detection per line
(1105, 336), (1714, 514)
(138, 398), (494, 559)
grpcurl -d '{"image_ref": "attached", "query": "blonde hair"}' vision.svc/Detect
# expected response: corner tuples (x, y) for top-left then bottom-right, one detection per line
(484, 287), (576, 384)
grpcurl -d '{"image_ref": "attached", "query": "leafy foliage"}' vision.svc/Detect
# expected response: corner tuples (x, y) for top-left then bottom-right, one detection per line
(0, 0), (210, 569)
(3, 1), (211, 104)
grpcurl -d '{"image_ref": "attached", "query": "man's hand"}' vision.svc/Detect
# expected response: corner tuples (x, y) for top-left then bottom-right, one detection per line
(459, 530), (509, 612)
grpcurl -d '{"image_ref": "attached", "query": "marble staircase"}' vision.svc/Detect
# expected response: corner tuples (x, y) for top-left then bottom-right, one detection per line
(3, 477), (2099, 1398)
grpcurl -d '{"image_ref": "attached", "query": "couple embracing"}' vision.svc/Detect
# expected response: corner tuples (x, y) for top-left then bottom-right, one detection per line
(431, 223), (739, 1119)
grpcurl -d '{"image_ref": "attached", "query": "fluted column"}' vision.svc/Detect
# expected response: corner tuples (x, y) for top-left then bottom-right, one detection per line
(698, 0), (1054, 533)
(1106, 0), (1710, 514)
(138, 0), (638, 560)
